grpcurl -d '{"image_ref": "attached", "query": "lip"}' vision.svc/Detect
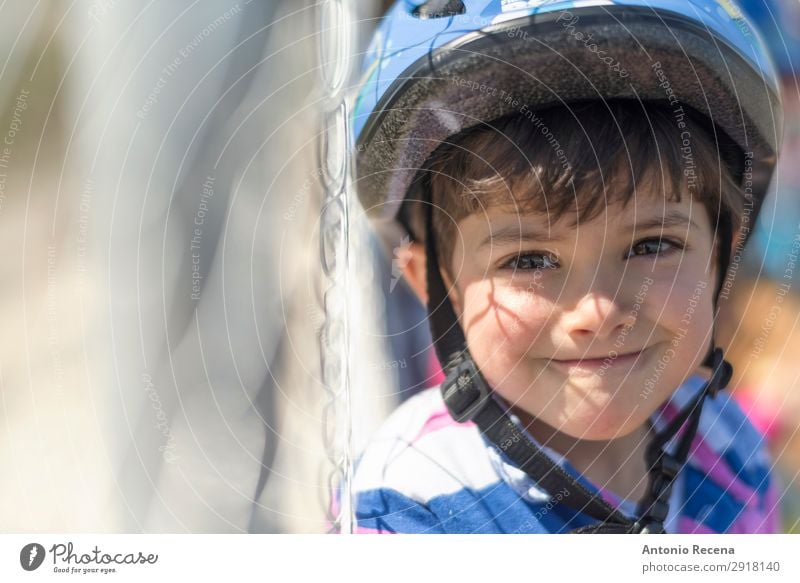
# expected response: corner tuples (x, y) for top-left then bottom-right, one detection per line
(550, 348), (649, 374)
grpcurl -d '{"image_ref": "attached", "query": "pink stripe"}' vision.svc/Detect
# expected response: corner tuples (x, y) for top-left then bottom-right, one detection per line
(720, 483), (779, 533)
(728, 507), (773, 534)
(595, 487), (625, 509)
(410, 408), (475, 445)
(688, 439), (757, 504)
(675, 434), (778, 533)
(657, 401), (681, 425)
(659, 401), (776, 534)
(678, 516), (717, 534)
(661, 402), (765, 508)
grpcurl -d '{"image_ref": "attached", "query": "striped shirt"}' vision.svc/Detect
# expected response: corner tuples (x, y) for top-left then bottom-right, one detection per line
(351, 374), (779, 533)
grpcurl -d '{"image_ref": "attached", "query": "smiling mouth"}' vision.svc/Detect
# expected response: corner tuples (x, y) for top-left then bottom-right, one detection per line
(550, 348), (648, 371)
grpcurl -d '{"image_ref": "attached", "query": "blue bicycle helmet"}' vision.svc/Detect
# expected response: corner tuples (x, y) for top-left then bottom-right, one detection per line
(354, 0), (782, 224)
(353, 0), (784, 534)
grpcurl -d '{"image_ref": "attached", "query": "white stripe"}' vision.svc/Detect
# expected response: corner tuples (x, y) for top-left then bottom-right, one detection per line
(353, 423), (502, 503)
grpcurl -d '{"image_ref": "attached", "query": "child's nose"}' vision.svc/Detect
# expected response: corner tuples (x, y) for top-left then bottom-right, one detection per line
(560, 293), (637, 341)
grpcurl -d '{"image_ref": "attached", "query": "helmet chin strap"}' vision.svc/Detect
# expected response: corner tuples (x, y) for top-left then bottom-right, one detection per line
(422, 184), (734, 533)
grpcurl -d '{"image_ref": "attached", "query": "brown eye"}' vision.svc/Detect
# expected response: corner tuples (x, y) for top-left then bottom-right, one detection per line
(505, 251), (559, 270)
(626, 238), (682, 258)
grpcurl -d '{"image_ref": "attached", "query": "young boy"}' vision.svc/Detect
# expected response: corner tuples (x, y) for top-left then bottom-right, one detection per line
(348, 0), (783, 534)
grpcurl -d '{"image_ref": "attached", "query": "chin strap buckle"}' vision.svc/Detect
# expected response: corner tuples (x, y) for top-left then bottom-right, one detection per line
(441, 354), (492, 423)
(636, 453), (682, 534)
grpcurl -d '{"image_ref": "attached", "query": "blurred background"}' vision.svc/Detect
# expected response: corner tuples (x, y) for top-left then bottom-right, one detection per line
(0, 0), (798, 533)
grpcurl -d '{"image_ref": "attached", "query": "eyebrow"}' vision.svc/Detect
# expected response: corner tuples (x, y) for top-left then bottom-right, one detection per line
(478, 210), (699, 250)
(477, 226), (564, 250)
(622, 210), (699, 232)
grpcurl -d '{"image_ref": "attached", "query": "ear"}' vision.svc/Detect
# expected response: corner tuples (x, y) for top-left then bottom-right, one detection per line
(398, 241), (429, 304)
(398, 241), (461, 313)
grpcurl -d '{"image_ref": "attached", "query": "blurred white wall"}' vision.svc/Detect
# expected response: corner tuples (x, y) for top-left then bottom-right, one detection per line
(0, 0), (395, 533)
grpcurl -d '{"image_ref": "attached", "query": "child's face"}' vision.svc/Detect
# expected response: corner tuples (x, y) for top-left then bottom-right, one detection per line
(446, 193), (719, 441)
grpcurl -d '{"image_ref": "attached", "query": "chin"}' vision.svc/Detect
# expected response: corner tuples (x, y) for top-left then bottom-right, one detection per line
(569, 424), (640, 442)
(558, 407), (646, 442)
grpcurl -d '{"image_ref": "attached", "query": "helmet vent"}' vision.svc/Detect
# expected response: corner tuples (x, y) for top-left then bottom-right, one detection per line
(411, 0), (466, 19)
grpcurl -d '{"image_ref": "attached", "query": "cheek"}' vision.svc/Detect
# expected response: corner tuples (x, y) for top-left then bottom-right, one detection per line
(642, 273), (716, 384)
(460, 281), (552, 352)
(647, 271), (716, 333)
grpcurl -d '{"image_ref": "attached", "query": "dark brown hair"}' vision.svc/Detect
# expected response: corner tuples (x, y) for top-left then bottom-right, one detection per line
(399, 99), (746, 269)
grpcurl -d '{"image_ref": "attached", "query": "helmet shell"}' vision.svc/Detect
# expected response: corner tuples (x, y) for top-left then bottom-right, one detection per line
(353, 0), (783, 228)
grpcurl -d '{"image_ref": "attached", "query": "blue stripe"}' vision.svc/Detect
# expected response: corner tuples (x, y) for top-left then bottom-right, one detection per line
(356, 481), (596, 534)
(683, 466), (746, 533)
(355, 488), (446, 533)
(653, 381), (772, 496)
(707, 394), (771, 495)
